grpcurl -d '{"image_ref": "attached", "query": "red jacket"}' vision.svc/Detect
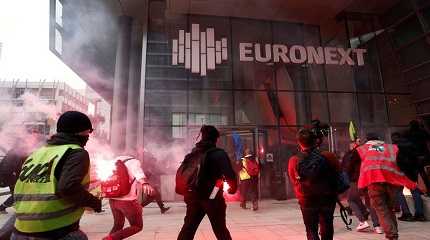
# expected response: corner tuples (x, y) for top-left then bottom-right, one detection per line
(357, 141), (417, 190)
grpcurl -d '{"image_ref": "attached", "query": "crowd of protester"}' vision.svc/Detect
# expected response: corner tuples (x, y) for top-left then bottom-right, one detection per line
(0, 116), (429, 240)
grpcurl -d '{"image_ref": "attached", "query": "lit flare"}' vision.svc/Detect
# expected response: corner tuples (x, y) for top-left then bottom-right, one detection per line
(95, 159), (116, 181)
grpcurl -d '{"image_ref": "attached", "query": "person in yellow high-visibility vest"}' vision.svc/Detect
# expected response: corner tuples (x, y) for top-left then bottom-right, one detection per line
(239, 150), (260, 211)
(12, 111), (102, 240)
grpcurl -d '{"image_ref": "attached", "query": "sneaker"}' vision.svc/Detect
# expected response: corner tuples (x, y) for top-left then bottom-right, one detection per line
(414, 215), (426, 222)
(374, 226), (383, 234)
(398, 213), (414, 222)
(356, 221), (370, 231)
(160, 207), (170, 214)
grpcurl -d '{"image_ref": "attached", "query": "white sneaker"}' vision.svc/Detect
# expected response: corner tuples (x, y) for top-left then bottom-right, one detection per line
(374, 226), (383, 234)
(356, 221), (370, 231)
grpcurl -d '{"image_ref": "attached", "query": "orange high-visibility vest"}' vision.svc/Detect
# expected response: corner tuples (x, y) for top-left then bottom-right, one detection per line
(357, 141), (416, 190)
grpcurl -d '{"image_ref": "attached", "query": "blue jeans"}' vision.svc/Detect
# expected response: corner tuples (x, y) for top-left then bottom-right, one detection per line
(347, 182), (379, 226)
(397, 188), (424, 216)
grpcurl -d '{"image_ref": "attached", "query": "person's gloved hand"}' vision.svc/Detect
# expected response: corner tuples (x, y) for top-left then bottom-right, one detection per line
(93, 198), (102, 213)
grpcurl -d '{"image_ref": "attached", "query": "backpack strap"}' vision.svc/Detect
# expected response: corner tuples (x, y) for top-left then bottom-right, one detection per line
(195, 147), (221, 187)
(118, 157), (137, 183)
(121, 157), (135, 163)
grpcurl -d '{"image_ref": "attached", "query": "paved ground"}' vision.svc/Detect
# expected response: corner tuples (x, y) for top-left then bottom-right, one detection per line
(2, 197), (430, 240)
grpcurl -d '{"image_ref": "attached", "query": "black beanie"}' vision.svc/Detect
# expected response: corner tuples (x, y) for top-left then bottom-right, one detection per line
(200, 125), (220, 142)
(57, 111), (93, 134)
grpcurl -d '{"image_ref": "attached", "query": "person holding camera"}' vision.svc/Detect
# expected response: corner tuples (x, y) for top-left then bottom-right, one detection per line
(288, 128), (340, 240)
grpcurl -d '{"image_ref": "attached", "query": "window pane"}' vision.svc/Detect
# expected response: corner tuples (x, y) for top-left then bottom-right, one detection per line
(144, 90), (187, 126)
(357, 94), (388, 124)
(188, 91), (233, 126)
(234, 91), (256, 125)
(231, 19), (273, 90)
(387, 95), (415, 125)
(329, 93), (359, 123)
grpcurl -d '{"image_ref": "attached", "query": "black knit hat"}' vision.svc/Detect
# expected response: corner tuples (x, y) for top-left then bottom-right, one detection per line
(57, 111), (93, 134)
(297, 128), (317, 149)
(366, 132), (381, 141)
(200, 125), (220, 142)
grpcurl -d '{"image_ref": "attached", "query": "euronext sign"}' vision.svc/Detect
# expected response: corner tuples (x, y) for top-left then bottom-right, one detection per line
(239, 43), (366, 66)
(172, 24), (367, 76)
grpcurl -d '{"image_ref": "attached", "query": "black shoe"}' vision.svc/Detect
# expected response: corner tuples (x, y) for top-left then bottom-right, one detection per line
(414, 215), (426, 222)
(252, 201), (258, 211)
(160, 207), (170, 214)
(398, 214), (414, 222)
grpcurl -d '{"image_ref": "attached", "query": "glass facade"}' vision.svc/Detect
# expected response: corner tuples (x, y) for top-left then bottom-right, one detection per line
(142, 2), (416, 198)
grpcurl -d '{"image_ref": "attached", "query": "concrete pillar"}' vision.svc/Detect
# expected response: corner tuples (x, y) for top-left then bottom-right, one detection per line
(125, 20), (143, 152)
(111, 16), (132, 154)
(137, 0), (149, 158)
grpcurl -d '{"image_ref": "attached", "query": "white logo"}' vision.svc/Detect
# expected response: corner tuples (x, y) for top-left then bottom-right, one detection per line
(172, 24), (228, 76)
(172, 24), (368, 75)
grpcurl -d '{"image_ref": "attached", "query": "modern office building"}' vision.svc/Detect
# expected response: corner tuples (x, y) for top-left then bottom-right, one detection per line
(50, 0), (430, 198)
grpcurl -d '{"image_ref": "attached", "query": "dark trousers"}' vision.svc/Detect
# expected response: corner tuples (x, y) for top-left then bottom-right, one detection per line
(397, 187), (424, 217)
(109, 199), (143, 240)
(368, 183), (398, 240)
(300, 200), (336, 240)
(0, 213), (15, 240)
(10, 230), (87, 240)
(177, 193), (232, 240)
(0, 185), (15, 210)
(347, 182), (379, 226)
(240, 177), (258, 204)
(141, 187), (164, 209)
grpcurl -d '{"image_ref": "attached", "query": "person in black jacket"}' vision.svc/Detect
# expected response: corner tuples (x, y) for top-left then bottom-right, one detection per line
(177, 125), (237, 240)
(392, 132), (425, 221)
(406, 120), (430, 194)
(0, 131), (44, 240)
(11, 111), (102, 240)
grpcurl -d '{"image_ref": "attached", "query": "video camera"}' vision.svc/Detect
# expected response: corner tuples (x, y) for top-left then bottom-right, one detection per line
(309, 119), (330, 146)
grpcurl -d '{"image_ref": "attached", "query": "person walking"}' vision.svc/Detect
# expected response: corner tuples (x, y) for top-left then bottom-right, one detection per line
(239, 150), (259, 211)
(357, 132), (425, 240)
(391, 132), (426, 221)
(11, 111), (102, 240)
(139, 154), (170, 214)
(177, 125), (237, 240)
(406, 120), (430, 194)
(288, 128), (339, 240)
(103, 154), (154, 240)
(342, 141), (382, 233)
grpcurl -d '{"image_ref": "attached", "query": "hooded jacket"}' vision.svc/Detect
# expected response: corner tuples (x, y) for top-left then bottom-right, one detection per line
(14, 133), (101, 238)
(192, 140), (237, 199)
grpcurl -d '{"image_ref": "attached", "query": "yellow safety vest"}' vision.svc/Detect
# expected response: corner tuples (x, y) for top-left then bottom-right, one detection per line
(239, 159), (251, 181)
(14, 144), (90, 233)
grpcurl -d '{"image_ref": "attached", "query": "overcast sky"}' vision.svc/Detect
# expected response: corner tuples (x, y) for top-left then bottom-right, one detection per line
(0, 0), (87, 89)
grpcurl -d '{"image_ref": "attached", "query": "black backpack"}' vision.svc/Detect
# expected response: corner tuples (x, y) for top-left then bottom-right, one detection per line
(175, 147), (217, 195)
(296, 149), (335, 197)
